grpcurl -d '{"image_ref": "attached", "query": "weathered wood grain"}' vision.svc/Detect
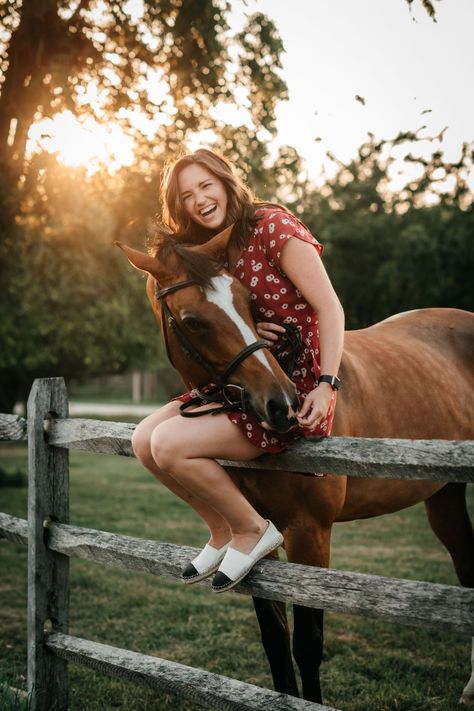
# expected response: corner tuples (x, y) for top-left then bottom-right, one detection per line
(45, 632), (336, 710)
(27, 378), (69, 711)
(0, 413), (27, 441)
(0, 512), (27, 545)
(45, 417), (135, 456)
(46, 522), (474, 635)
(44, 417), (474, 482)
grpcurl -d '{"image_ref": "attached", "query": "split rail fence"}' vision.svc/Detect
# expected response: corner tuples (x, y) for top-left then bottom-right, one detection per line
(0, 377), (473, 711)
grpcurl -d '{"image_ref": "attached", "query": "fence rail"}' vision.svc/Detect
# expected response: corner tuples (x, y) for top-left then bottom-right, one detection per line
(45, 632), (336, 711)
(1, 411), (473, 482)
(1, 377), (473, 710)
(0, 512), (472, 635)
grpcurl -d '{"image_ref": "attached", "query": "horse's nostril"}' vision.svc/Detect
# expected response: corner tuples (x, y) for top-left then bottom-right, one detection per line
(267, 398), (294, 433)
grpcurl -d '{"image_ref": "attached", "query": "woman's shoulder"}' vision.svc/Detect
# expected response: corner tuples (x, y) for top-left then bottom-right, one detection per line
(255, 206), (298, 229)
(255, 205), (291, 221)
(254, 206), (311, 237)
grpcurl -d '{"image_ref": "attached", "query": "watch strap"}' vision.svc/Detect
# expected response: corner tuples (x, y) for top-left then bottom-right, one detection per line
(318, 374), (341, 390)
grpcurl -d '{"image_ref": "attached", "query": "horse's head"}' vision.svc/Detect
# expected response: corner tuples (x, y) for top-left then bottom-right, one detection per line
(115, 226), (299, 432)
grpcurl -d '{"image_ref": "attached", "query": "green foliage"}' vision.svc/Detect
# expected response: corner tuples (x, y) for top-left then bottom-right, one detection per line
(299, 131), (474, 328)
(0, 156), (161, 410)
(0, 0), (287, 174)
(236, 12), (288, 135)
(0, 0), (290, 410)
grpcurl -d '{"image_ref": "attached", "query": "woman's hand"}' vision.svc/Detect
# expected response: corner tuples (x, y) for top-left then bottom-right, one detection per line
(256, 321), (286, 346)
(297, 382), (333, 429)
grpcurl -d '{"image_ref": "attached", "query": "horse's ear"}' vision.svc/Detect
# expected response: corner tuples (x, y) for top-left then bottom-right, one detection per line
(114, 241), (164, 281)
(191, 224), (234, 260)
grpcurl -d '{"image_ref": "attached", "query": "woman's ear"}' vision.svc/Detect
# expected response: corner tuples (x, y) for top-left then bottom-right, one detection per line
(191, 224), (235, 260)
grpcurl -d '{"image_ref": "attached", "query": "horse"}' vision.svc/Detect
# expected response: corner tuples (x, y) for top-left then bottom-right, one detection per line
(116, 226), (474, 706)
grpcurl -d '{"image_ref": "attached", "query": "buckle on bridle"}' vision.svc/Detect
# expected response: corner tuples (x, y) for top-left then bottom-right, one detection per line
(222, 384), (247, 412)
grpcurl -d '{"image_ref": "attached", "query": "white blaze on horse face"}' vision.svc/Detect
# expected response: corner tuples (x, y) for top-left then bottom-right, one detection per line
(205, 275), (273, 373)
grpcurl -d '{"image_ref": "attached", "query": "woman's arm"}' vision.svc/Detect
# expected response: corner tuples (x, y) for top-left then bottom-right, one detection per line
(258, 237), (344, 428)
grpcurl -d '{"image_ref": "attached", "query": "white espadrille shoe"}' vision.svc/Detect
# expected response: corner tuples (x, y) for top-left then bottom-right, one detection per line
(181, 542), (230, 584)
(211, 521), (283, 593)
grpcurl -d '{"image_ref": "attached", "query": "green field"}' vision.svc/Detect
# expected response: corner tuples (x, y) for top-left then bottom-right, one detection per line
(0, 440), (472, 711)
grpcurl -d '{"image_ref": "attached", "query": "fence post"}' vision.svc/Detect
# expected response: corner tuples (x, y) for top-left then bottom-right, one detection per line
(27, 378), (69, 710)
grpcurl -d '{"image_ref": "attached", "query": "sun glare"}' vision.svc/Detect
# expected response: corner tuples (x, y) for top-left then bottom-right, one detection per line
(27, 111), (135, 175)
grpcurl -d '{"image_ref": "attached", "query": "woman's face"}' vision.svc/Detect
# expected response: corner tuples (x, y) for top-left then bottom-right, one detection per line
(178, 163), (228, 231)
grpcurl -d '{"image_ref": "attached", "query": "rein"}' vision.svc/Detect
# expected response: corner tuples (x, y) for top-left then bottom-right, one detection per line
(155, 278), (272, 417)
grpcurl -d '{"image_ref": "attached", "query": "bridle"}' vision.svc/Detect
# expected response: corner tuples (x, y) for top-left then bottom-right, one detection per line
(156, 277), (303, 417)
(156, 278), (267, 417)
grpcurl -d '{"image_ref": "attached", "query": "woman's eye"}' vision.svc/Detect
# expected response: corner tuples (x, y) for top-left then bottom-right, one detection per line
(182, 317), (207, 333)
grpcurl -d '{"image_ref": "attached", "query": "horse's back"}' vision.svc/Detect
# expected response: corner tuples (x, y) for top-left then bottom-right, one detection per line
(334, 308), (474, 439)
(379, 307), (474, 366)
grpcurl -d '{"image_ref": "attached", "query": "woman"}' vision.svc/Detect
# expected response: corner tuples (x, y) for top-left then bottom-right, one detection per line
(132, 148), (344, 593)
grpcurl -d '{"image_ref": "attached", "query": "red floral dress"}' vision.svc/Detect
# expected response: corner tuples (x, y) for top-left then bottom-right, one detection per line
(176, 208), (336, 452)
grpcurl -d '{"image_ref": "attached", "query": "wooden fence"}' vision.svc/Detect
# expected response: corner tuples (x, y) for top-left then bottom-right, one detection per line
(0, 377), (473, 711)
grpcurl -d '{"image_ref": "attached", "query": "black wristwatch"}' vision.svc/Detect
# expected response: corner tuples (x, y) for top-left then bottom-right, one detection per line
(318, 374), (341, 391)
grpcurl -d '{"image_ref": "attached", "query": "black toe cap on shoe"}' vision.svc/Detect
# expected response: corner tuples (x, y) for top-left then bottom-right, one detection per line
(211, 571), (233, 590)
(181, 563), (199, 580)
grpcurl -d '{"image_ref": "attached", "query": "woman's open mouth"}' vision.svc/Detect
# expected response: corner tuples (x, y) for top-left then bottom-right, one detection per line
(200, 205), (217, 218)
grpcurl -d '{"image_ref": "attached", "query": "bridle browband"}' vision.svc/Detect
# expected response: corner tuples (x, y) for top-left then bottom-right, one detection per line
(155, 277), (270, 417)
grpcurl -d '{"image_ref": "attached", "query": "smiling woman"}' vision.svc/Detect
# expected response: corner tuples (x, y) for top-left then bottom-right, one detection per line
(179, 164), (229, 231)
(119, 146), (345, 598)
(26, 110), (135, 174)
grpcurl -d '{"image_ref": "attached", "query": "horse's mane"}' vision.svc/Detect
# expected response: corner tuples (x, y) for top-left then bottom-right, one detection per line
(153, 236), (223, 289)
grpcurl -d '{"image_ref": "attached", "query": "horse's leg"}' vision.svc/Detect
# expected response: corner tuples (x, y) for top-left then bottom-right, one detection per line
(285, 524), (333, 703)
(252, 596), (300, 697)
(424, 483), (474, 705)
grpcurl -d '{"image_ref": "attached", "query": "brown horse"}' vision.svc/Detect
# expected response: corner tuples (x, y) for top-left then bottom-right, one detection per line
(116, 228), (474, 706)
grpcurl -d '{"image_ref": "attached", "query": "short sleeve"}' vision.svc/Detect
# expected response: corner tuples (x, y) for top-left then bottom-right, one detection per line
(257, 210), (323, 272)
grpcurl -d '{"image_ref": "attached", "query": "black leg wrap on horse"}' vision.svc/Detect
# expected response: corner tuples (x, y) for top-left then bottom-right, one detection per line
(252, 597), (299, 697)
(292, 605), (324, 703)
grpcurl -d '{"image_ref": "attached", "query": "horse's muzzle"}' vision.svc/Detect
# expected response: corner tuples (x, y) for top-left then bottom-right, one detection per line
(262, 391), (299, 433)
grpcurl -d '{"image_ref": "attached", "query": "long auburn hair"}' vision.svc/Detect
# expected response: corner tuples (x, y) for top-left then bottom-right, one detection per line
(156, 148), (288, 250)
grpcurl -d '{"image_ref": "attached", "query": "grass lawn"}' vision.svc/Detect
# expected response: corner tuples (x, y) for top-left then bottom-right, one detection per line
(0, 439), (472, 711)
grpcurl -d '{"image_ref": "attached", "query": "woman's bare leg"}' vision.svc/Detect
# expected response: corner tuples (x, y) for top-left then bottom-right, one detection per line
(132, 402), (231, 547)
(149, 410), (269, 554)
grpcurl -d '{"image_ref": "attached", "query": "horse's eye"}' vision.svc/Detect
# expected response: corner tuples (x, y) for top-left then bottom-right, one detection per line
(182, 316), (207, 333)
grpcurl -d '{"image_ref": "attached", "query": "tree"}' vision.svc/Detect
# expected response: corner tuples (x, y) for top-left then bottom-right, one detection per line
(0, 0), (289, 411)
(298, 131), (474, 328)
(0, 1), (286, 182)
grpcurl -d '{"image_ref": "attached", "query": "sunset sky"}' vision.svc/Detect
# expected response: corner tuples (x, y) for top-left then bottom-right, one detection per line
(26, 0), (473, 188)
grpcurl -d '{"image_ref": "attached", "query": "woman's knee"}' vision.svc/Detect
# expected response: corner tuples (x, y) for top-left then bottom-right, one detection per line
(131, 402), (181, 465)
(149, 422), (183, 474)
(131, 421), (153, 466)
